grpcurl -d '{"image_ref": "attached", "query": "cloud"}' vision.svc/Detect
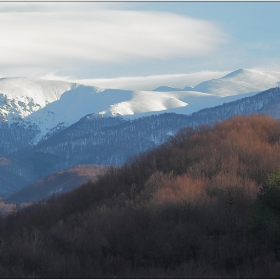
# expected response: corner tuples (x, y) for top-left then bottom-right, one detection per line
(0, 9), (227, 73)
(35, 72), (75, 82)
(39, 71), (231, 90)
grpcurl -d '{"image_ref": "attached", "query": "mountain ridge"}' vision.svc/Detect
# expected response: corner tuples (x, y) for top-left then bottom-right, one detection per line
(1, 68), (280, 145)
(0, 86), (280, 198)
(1, 69), (280, 197)
(192, 68), (280, 96)
(4, 164), (105, 204)
(0, 77), (79, 121)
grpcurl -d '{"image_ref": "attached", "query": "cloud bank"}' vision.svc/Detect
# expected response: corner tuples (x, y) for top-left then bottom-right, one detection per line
(0, 9), (227, 75)
(40, 71), (231, 91)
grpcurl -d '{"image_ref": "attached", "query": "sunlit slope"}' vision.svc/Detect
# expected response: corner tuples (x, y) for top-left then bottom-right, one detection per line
(192, 68), (280, 96)
(0, 77), (78, 121)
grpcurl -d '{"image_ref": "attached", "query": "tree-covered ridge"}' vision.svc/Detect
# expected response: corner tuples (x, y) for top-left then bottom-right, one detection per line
(4, 164), (105, 204)
(1, 115), (280, 278)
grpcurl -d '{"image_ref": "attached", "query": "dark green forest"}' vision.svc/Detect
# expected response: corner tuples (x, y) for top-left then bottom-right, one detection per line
(1, 115), (280, 278)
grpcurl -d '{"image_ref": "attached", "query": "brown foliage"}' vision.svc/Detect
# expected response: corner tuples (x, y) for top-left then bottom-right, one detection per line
(151, 174), (208, 206)
(1, 115), (280, 277)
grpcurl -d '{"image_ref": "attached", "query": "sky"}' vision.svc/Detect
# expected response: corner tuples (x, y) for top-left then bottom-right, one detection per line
(0, 1), (280, 90)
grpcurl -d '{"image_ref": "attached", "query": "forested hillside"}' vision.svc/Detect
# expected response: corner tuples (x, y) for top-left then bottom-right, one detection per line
(1, 115), (280, 278)
(4, 164), (105, 204)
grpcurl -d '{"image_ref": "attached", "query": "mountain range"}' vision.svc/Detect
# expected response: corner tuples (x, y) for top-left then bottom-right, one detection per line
(1, 68), (280, 200)
(2, 68), (280, 146)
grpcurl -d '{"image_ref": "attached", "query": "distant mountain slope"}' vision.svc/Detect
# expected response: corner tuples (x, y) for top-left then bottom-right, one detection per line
(0, 68), (279, 153)
(152, 69), (280, 96)
(190, 86), (280, 124)
(153, 85), (186, 91)
(4, 164), (105, 204)
(0, 77), (78, 121)
(0, 78), (80, 155)
(39, 113), (126, 143)
(26, 86), (224, 140)
(26, 85), (259, 142)
(1, 70), (280, 197)
(31, 87), (280, 170)
(0, 113), (192, 197)
(1, 87), (280, 198)
(192, 68), (280, 96)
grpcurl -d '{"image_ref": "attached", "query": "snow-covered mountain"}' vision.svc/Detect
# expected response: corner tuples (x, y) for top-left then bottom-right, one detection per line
(25, 86), (202, 140)
(0, 84), (280, 197)
(153, 86), (186, 91)
(2, 68), (280, 199)
(0, 77), (78, 122)
(191, 68), (280, 96)
(27, 87), (259, 142)
(0, 68), (280, 148)
(155, 68), (280, 96)
(23, 68), (280, 141)
(2, 86), (280, 198)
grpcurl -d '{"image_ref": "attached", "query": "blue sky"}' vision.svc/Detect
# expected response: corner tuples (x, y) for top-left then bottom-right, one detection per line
(0, 1), (280, 89)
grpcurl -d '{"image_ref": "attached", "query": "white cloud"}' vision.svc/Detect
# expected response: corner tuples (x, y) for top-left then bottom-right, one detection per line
(39, 71), (230, 90)
(0, 10), (227, 72)
(35, 72), (75, 82)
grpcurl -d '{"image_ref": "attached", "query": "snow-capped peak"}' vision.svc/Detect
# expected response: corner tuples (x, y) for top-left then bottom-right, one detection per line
(0, 77), (79, 121)
(1, 68), (280, 144)
(192, 68), (280, 96)
(221, 68), (248, 78)
(0, 77), (78, 106)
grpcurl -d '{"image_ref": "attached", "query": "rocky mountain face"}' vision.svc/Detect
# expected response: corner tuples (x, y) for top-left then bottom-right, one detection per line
(0, 77), (78, 121)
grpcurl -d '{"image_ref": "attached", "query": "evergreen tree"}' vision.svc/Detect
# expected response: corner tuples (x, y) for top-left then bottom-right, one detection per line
(250, 168), (280, 256)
